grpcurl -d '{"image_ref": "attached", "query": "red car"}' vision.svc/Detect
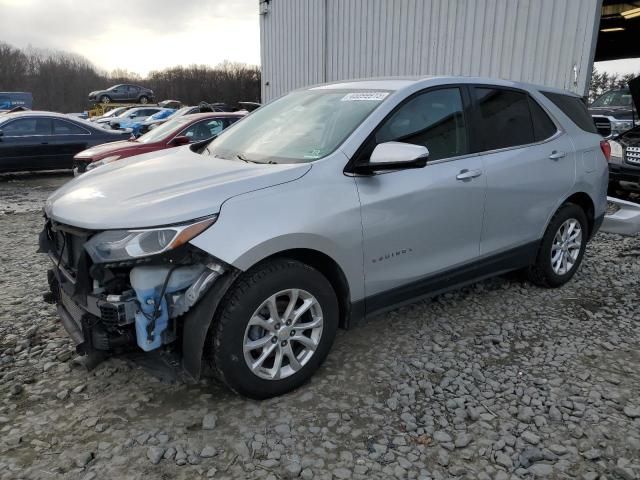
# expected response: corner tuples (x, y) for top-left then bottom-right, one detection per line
(73, 112), (245, 174)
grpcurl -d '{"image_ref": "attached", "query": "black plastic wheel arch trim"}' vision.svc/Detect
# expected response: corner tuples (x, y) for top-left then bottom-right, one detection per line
(181, 269), (241, 381)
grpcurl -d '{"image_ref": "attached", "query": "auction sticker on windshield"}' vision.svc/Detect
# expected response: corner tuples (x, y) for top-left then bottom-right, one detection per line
(341, 92), (389, 101)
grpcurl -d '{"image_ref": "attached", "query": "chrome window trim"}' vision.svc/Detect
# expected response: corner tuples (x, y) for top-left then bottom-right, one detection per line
(347, 129), (567, 176)
(1, 116), (93, 137)
(52, 118), (91, 136)
(346, 83), (567, 176)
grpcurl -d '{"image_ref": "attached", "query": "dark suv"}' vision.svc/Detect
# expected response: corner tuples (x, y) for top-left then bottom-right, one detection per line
(88, 84), (155, 104)
(589, 85), (638, 137)
(608, 125), (640, 193)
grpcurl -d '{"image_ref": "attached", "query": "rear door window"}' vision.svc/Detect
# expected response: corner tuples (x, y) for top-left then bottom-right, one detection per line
(473, 87), (534, 150)
(541, 91), (598, 134)
(53, 119), (88, 135)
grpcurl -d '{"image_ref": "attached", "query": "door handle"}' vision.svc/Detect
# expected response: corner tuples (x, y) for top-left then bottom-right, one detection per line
(456, 169), (482, 180)
(549, 150), (566, 160)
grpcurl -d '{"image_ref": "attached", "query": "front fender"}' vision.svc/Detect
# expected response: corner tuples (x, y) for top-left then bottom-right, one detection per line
(189, 157), (366, 302)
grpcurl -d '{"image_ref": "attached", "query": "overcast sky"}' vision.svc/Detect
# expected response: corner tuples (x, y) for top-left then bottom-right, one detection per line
(0, 0), (260, 76)
(0, 0), (638, 78)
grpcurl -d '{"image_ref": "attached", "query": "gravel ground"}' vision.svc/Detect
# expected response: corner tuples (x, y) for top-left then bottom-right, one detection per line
(1, 173), (640, 480)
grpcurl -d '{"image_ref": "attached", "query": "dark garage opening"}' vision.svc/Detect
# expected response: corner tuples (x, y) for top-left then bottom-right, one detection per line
(597, 1), (640, 61)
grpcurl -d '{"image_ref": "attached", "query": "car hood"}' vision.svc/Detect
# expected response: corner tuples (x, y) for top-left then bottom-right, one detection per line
(616, 125), (640, 147)
(588, 106), (634, 120)
(46, 147), (312, 230)
(75, 140), (143, 159)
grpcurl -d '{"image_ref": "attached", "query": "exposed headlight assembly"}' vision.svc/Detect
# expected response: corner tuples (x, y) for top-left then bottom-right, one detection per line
(86, 154), (121, 171)
(84, 216), (217, 263)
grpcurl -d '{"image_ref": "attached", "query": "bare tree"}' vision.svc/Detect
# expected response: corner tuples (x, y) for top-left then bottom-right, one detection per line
(589, 68), (638, 103)
(0, 42), (261, 112)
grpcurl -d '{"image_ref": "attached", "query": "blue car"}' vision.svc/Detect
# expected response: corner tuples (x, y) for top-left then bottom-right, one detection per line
(109, 108), (174, 136)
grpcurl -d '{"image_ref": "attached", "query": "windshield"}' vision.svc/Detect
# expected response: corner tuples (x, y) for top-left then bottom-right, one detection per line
(173, 106), (194, 117)
(205, 89), (390, 163)
(148, 109), (174, 121)
(117, 108), (140, 118)
(592, 90), (633, 108)
(137, 116), (191, 143)
(102, 107), (126, 118)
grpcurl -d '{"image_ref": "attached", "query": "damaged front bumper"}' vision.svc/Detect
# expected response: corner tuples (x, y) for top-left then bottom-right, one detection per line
(39, 219), (239, 380)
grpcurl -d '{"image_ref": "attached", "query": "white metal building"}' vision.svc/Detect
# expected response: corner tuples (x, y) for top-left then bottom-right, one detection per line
(259, 0), (640, 102)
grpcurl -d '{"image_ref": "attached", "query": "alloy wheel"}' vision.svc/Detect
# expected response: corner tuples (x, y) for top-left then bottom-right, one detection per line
(550, 218), (582, 275)
(243, 289), (323, 380)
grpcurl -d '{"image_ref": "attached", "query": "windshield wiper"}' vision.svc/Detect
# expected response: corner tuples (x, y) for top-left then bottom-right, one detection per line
(235, 153), (273, 164)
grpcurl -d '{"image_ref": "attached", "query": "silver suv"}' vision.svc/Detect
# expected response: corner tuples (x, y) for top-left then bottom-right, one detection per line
(41, 77), (609, 398)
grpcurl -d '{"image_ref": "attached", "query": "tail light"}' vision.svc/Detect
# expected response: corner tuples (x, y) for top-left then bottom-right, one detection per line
(600, 140), (611, 162)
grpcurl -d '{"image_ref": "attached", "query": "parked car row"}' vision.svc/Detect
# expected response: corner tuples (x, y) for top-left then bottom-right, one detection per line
(74, 112), (244, 173)
(0, 108), (246, 173)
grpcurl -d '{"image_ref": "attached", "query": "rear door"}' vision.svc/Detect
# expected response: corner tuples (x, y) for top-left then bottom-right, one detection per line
(354, 86), (487, 306)
(49, 119), (91, 169)
(126, 85), (139, 102)
(472, 86), (576, 256)
(0, 117), (55, 172)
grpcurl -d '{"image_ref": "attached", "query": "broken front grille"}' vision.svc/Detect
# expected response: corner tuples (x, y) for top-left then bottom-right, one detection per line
(51, 228), (87, 276)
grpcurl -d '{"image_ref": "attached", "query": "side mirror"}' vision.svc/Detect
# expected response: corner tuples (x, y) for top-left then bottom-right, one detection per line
(170, 135), (191, 146)
(355, 141), (429, 174)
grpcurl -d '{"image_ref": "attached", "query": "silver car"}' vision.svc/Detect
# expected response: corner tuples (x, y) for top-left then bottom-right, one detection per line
(41, 77), (608, 398)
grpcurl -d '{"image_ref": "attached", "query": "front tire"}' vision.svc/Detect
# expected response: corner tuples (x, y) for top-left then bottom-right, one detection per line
(100, 95), (111, 104)
(527, 203), (588, 288)
(209, 259), (339, 399)
(139, 96), (149, 104)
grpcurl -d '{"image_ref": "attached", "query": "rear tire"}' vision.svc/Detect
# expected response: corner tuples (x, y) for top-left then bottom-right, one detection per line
(209, 259), (339, 399)
(527, 203), (587, 288)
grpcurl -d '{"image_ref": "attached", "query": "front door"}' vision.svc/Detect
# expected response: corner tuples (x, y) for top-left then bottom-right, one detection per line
(111, 86), (126, 102)
(354, 87), (486, 310)
(47, 118), (90, 169)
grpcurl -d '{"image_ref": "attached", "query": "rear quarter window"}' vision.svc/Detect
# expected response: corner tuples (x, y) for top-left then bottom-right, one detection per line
(541, 91), (598, 134)
(528, 97), (558, 141)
